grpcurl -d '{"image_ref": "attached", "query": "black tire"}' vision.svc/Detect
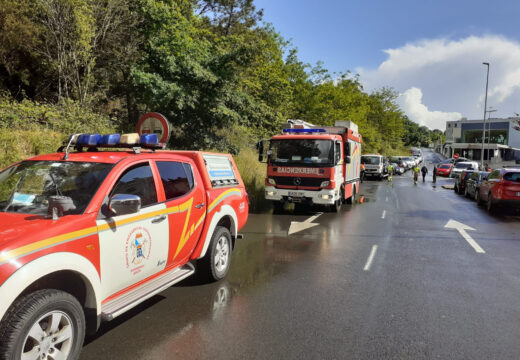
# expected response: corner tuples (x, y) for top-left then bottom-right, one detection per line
(476, 190), (482, 206)
(346, 186), (355, 205)
(0, 289), (85, 360)
(464, 186), (469, 198)
(199, 226), (232, 282)
(272, 201), (284, 214)
(487, 193), (497, 215)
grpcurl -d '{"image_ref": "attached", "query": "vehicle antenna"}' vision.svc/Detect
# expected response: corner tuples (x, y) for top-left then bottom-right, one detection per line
(63, 134), (78, 160)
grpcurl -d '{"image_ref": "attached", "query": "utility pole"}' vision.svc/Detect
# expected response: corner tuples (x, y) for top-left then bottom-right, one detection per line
(480, 62), (490, 169)
(486, 108), (497, 163)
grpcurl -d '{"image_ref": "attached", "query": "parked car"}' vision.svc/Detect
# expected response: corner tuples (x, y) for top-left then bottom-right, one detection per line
(465, 171), (491, 200)
(402, 156), (416, 169)
(477, 167), (520, 214)
(450, 161), (479, 178)
(454, 170), (475, 194)
(436, 163), (453, 177)
(390, 162), (404, 175)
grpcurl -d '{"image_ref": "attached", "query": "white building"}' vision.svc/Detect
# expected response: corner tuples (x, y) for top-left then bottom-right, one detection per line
(442, 117), (520, 166)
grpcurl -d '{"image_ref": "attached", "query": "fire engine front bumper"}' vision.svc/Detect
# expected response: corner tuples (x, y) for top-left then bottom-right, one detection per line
(264, 186), (337, 205)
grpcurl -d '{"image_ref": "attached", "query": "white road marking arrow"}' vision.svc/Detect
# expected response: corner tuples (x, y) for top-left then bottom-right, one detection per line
(288, 213), (322, 235)
(444, 219), (485, 254)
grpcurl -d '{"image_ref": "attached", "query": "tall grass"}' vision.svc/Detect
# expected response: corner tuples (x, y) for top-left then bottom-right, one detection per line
(234, 147), (270, 213)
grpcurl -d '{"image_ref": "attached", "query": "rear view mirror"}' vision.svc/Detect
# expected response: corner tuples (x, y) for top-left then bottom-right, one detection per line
(346, 156), (351, 164)
(109, 194), (141, 216)
(256, 140), (269, 163)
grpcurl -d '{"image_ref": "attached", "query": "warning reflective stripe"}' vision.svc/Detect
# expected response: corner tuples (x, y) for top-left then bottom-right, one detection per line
(0, 188), (243, 267)
(0, 226), (98, 266)
(208, 188), (242, 213)
(0, 198), (194, 267)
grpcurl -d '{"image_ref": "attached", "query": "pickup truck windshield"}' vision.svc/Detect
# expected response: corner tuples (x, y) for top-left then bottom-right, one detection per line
(0, 161), (113, 215)
(270, 139), (334, 166)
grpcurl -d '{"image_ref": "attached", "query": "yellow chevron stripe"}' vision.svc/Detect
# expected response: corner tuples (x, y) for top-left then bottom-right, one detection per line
(1, 187), (243, 266)
(0, 225), (98, 264)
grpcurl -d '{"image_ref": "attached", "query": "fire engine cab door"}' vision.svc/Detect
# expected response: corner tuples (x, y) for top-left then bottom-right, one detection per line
(154, 160), (206, 267)
(96, 162), (169, 300)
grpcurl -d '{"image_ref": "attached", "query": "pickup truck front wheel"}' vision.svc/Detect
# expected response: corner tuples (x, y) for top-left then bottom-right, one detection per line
(200, 226), (232, 282)
(0, 289), (85, 360)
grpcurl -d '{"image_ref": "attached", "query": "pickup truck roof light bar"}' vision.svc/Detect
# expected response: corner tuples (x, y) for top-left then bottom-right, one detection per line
(282, 128), (326, 133)
(58, 133), (166, 157)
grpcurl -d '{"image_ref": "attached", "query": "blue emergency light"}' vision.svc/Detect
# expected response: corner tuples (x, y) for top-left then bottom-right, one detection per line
(77, 134), (102, 146)
(140, 134), (159, 146)
(282, 128), (326, 133)
(100, 133), (121, 146)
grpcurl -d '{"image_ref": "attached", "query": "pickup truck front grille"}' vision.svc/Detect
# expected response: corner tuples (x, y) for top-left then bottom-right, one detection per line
(272, 176), (323, 187)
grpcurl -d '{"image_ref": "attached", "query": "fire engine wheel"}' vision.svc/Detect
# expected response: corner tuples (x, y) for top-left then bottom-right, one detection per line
(346, 186), (355, 205)
(0, 289), (85, 360)
(200, 226), (232, 282)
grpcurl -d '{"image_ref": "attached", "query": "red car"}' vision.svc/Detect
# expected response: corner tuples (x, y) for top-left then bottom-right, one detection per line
(436, 163), (452, 177)
(478, 167), (520, 214)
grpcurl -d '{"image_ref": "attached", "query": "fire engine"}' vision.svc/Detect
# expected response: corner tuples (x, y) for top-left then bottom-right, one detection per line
(0, 117), (248, 360)
(258, 120), (362, 212)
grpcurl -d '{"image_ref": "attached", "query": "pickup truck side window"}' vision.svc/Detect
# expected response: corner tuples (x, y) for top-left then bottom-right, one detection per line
(111, 163), (157, 207)
(156, 161), (193, 200)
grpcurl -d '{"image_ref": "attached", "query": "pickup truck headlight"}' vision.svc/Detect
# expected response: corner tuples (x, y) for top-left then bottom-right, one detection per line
(320, 194), (330, 200)
(267, 178), (276, 185)
(266, 190), (275, 196)
(320, 181), (330, 187)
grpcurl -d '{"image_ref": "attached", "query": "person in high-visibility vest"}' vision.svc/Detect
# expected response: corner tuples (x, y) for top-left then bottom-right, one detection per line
(413, 165), (420, 184)
(387, 163), (393, 182)
(360, 163), (365, 183)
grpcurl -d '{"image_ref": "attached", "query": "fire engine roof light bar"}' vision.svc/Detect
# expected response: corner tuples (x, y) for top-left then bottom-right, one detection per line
(282, 128), (326, 133)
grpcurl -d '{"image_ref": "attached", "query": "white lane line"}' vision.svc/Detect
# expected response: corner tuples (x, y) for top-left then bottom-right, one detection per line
(363, 245), (378, 271)
(381, 210), (386, 219)
(385, 196), (388, 202)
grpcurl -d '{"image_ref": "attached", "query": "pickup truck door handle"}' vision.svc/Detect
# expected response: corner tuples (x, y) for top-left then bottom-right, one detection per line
(195, 203), (205, 209)
(151, 215), (167, 224)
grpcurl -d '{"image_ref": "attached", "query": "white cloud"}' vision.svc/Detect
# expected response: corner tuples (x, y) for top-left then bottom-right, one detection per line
(357, 35), (520, 130)
(398, 88), (461, 129)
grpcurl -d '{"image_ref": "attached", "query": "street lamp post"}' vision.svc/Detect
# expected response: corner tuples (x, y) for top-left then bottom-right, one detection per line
(481, 62), (490, 169)
(486, 108), (497, 166)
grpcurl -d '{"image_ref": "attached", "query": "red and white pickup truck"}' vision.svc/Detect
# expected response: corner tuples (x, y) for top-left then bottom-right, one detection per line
(0, 133), (248, 360)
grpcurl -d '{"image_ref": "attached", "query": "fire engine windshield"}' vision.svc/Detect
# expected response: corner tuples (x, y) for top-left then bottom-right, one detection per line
(270, 139), (334, 166)
(0, 161), (113, 215)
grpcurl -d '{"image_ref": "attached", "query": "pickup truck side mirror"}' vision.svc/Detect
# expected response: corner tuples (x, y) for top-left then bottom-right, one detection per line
(345, 156), (351, 164)
(109, 194), (141, 216)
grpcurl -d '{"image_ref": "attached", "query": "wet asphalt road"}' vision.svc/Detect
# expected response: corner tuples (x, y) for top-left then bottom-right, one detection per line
(80, 149), (520, 360)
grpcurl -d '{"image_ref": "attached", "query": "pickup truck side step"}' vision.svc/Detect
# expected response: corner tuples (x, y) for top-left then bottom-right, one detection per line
(101, 263), (195, 321)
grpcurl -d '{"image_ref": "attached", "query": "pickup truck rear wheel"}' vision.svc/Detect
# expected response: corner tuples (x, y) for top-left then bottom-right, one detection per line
(0, 289), (85, 360)
(200, 226), (232, 282)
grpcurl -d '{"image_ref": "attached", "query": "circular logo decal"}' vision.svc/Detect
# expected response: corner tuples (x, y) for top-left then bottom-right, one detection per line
(293, 177), (302, 186)
(125, 227), (152, 275)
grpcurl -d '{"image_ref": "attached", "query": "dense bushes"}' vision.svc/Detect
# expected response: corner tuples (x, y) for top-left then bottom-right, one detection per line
(0, 96), (113, 168)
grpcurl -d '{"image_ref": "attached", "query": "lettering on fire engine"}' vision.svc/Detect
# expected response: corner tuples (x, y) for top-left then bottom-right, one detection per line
(277, 167), (321, 175)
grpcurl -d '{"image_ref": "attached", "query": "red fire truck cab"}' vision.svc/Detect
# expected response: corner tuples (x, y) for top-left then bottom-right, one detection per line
(258, 120), (362, 212)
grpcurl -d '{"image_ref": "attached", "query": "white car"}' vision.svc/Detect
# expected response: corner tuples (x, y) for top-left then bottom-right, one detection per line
(450, 161), (479, 178)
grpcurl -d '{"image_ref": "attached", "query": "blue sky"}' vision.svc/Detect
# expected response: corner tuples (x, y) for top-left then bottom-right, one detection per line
(255, 0), (520, 129)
